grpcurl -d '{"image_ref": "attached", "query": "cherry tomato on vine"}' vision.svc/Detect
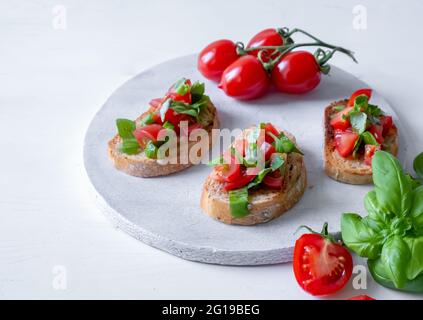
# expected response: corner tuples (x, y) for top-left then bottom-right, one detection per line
(219, 55), (270, 100)
(293, 223), (353, 296)
(271, 51), (321, 94)
(247, 28), (285, 62)
(197, 39), (240, 82)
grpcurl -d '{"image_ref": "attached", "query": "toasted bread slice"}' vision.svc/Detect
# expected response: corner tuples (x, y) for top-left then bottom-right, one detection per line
(200, 130), (307, 225)
(324, 100), (398, 184)
(108, 101), (219, 177)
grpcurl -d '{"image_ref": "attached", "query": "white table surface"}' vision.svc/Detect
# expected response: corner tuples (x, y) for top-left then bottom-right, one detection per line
(1, 0), (422, 299)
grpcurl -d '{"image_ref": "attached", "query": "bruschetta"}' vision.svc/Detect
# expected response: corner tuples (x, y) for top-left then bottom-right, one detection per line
(108, 79), (219, 177)
(201, 123), (307, 225)
(324, 89), (398, 184)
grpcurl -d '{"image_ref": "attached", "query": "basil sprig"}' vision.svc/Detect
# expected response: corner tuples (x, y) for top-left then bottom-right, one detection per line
(116, 119), (140, 155)
(341, 151), (423, 292)
(268, 132), (303, 155)
(229, 188), (250, 218)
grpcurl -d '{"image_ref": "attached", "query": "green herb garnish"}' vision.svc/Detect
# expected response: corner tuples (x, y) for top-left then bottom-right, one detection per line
(144, 140), (158, 159)
(116, 119), (140, 155)
(229, 187), (250, 218)
(139, 113), (154, 126)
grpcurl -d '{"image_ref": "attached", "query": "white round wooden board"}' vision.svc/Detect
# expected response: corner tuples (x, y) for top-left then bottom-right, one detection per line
(84, 54), (411, 265)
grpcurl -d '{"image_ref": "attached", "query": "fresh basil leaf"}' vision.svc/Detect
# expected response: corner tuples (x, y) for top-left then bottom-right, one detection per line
(160, 98), (172, 122)
(120, 138), (140, 155)
(229, 187), (249, 218)
(364, 191), (390, 223)
(367, 104), (383, 117)
(173, 78), (190, 96)
(170, 102), (198, 118)
(381, 236), (410, 289)
(270, 154), (285, 172)
(230, 147), (244, 165)
(404, 236), (423, 280)
(354, 94), (369, 111)
(406, 174), (421, 190)
(349, 111), (367, 134)
(116, 119), (136, 139)
(341, 213), (384, 259)
(352, 135), (363, 158)
(372, 151), (413, 217)
(414, 152), (423, 181)
(270, 132), (303, 155)
(190, 81), (205, 102)
(333, 105), (346, 112)
(362, 131), (379, 146)
(247, 168), (271, 189)
(144, 140), (158, 159)
(162, 121), (174, 130)
(410, 185), (423, 227)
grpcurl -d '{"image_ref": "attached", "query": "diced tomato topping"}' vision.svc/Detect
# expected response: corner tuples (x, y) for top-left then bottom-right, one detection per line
(214, 157), (241, 183)
(133, 124), (164, 146)
(368, 124), (384, 144)
(164, 109), (192, 131)
(380, 115), (393, 135)
(330, 106), (353, 131)
(148, 98), (163, 111)
(224, 171), (256, 191)
(334, 130), (360, 157)
(264, 123), (280, 143)
(166, 79), (192, 104)
(234, 139), (247, 157)
(364, 144), (381, 166)
(260, 141), (276, 161)
(347, 88), (372, 106)
(348, 295), (376, 300)
(263, 171), (283, 189)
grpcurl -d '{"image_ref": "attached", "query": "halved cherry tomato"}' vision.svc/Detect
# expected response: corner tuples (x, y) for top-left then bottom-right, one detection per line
(224, 172), (256, 191)
(364, 144), (380, 166)
(348, 295), (375, 300)
(347, 88), (372, 106)
(330, 106), (353, 131)
(246, 28), (284, 62)
(263, 171), (283, 189)
(271, 51), (321, 94)
(133, 124), (164, 146)
(219, 55), (270, 100)
(198, 39), (240, 81)
(264, 123), (280, 143)
(164, 109), (192, 129)
(368, 124), (384, 144)
(293, 224), (353, 296)
(214, 157), (241, 183)
(334, 130), (359, 157)
(380, 115), (393, 135)
(260, 141), (276, 161)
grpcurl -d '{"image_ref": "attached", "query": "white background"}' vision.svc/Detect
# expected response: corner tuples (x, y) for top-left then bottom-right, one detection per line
(1, 0), (422, 299)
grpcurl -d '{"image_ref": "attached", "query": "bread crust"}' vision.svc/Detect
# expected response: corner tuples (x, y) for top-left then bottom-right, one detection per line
(323, 100), (398, 184)
(200, 132), (307, 226)
(108, 101), (219, 177)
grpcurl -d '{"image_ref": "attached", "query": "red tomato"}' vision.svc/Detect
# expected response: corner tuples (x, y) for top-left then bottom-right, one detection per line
(219, 55), (270, 100)
(334, 130), (359, 157)
(330, 107), (353, 131)
(263, 172), (283, 189)
(368, 124), (384, 144)
(380, 115), (393, 135)
(271, 51), (321, 94)
(364, 144), (380, 166)
(264, 122), (280, 143)
(246, 28), (284, 61)
(133, 124), (163, 146)
(180, 123), (203, 137)
(166, 79), (192, 104)
(198, 40), (240, 82)
(164, 109), (192, 129)
(260, 141), (276, 160)
(348, 295), (376, 300)
(214, 157), (241, 183)
(224, 171), (256, 191)
(347, 88), (372, 106)
(293, 230), (353, 296)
